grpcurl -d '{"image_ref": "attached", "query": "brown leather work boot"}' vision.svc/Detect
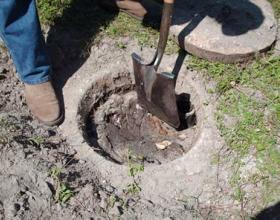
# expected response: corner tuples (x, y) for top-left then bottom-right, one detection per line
(99, 0), (162, 24)
(25, 81), (63, 126)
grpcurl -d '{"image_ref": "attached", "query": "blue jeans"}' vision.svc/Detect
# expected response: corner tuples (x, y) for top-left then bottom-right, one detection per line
(0, 0), (51, 84)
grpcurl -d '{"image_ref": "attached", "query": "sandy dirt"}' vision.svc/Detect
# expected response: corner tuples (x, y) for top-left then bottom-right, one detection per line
(0, 36), (208, 220)
(0, 19), (279, 219)
(0, 48), (119, 219)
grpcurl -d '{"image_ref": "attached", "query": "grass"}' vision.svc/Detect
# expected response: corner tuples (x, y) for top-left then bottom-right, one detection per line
(50, 166), (75, 204)
(188, 54), (280, 210)
(28, 136), (45, 147)
(104, 13), (179, 54)
(126, 151), (144, 195)
(37, 0), (179, 54)
(268, 0), (280, 18)
(37, 0), (72, 25)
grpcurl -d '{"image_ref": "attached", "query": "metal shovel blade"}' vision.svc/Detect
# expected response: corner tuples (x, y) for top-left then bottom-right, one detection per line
(132, 53), (180, 128)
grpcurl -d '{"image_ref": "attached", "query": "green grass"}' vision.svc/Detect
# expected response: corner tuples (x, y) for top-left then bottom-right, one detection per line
(37, 1), (179, 53)
(50, 166), (75, 204)
(37, 0), (72, 25)
(28, 136), (45, 147)
(104, 13), (179, 54)
(188, 57), (242, 94)
(268, 0), (280, 18)
(188, 54), (280, 209)
(188, 55), (280, 151)
(125, 151), (144, 195)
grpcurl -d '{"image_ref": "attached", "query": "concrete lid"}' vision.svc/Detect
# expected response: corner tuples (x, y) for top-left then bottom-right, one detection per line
(171, 0), (277, 63)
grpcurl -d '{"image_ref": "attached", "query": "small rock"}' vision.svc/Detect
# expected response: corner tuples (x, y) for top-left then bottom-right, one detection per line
(105, 185), (114, 193)
(99, 190), (107, 199)
(135, 104), (143, 110)
(230, 81), (236, 87)
(155, 140), (172, 150)
(79, 160), (86, 164)
(47, 136), (61, 145)
(178, 134), (187, 140)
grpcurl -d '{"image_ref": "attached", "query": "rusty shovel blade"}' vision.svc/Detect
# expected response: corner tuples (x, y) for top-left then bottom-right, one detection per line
(132, 53), (180, 128)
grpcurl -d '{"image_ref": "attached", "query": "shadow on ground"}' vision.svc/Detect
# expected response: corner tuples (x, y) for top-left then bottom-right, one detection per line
(47, 0), (117, 90)
(47, 0), (162, 111)
(255, 202), (280, 220)
(174, 0), (264, 48)
(47, 0), (264, 119)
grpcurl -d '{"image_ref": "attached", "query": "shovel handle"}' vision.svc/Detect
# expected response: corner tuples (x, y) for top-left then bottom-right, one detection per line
(153, 0), (174, 70)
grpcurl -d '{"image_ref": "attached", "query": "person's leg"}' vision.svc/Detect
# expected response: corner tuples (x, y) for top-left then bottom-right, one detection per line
(0, 0), (63, 126)
(0, 0), (50, 84)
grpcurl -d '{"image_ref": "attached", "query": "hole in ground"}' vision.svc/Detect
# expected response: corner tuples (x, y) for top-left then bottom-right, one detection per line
(78, 72), (199, 165)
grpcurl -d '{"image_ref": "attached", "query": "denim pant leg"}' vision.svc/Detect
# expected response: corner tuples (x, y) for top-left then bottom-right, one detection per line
(0, 0), (51, 84)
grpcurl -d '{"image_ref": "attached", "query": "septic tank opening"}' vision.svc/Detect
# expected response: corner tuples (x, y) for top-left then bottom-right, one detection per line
(78, 72), (199, 165)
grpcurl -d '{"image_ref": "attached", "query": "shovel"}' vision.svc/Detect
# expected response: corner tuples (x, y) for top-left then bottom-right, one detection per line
(132, 0), (180, 128)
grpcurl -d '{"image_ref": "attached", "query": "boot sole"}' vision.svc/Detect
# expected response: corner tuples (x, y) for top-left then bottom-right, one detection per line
(36, 112), (64, 127)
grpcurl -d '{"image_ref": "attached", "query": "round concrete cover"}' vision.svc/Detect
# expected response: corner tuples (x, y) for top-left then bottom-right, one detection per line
(170, 0), (277, 63)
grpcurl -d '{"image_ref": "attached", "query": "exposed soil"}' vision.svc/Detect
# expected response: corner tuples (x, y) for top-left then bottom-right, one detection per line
(0, 40), (206, 220)
(1, 18), (279, 219)
(0, 48), (128, 219)
(95, 91), (186, 164)
(82, 75), (197, 165)
(0, 50), (24, 112)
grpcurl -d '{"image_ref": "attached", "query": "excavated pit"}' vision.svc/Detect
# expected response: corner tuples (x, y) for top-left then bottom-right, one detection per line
(78, 72), (199, 165)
